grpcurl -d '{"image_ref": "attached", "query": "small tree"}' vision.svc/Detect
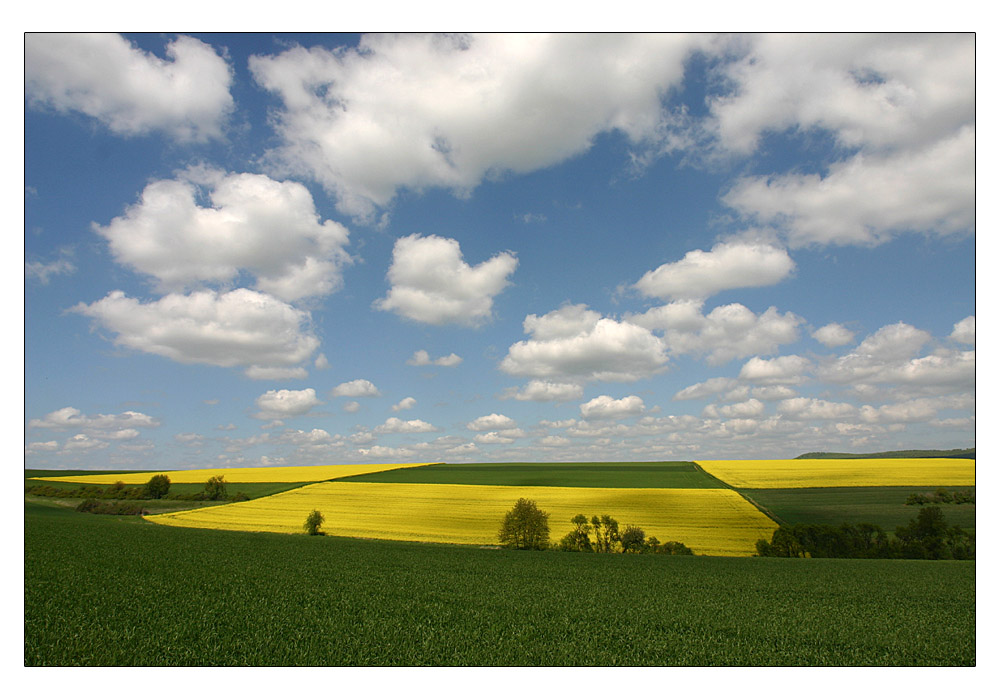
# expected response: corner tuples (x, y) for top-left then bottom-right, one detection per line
(204, 475), (228, 501)
(498, 498), (550, 550)
(559, 513), (593, 552)
(304, 510), (325, 536)
(143, 474), (171, 499)
(620, 524), (646, 553)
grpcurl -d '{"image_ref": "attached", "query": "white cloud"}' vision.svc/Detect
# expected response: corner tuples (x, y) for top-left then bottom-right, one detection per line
(950, 316), (975, 345)
(377, 417), (440, 434)
(634, 241), (794, 301)
(62, 434), (109, 452)
(94, 170), (351, 303)
(407, 350), (463, 367)
(630, 301), (802, 366)
(253, 388), (322, 420)
(26, 441), (60, 453)
(392, 397), (417, 412)
(249, 33), (707, 219)
(539, 435), (571, 447)
(474, 431), (517, 445)
(738, 355), (811, 385)
(501, 380), (584, 402)
(245, 366), (309, 381)
(860, 398), (939, 424)
(812, 323), (856, 348)
(314, 353), (330, 370)
(73, 289), (319, 370)
(343, 401), (361, 413)
(331, 379), (381, 397)
(358, 445), (416, 458)
(467, 413), (517, 431)
(377, 234), (517, 326)
(723, 128), (974, 248)
(25, 255), (75, 284)
(580, 395), (646, 420)
(25, 33), (233, 142)
(819, 322), (932, 384)
(777, 397), (857, 421)
(29, 406), (160, 431)
(673, 377), (739, 401)
(501, 305), (668, 383)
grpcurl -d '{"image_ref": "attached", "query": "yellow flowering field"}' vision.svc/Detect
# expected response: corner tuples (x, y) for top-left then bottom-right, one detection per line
(34, 463), (432, 485)
(145, 481), (777, 556)
(696, 458), (975, 489)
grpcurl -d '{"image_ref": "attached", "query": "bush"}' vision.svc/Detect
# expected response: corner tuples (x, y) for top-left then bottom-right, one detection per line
(143, 474), (171, 499)
(203, 475), (228, 501)
(498, 498), (550, 550)
(620, 524), (646, 553)
(304, 510), (325, 536)
(654, 541), (694, 555)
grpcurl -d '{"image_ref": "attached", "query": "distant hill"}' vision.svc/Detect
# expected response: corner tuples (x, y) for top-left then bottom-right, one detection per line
(795, 448), (975, 460)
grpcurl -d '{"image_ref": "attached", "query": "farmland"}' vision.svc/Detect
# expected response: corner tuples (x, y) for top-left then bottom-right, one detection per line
(146, 481), (775, 556)
(32, 462), (432, 485)
(696, 458), (975, 489)
(25, 502), (975, 666)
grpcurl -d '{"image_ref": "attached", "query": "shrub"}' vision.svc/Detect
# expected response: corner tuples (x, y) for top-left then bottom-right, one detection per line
(304, 510), (325, 536)
(203, 475), (228, 501)
(143, 474), (171, 499)
(620, 524), (646, 553)
(498, 498), (550, 550)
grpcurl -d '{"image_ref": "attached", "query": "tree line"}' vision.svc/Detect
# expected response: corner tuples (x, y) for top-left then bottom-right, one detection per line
(497, 498), (694, 555)
(755, 506), (974, 560)
(27, 474), (250, 514)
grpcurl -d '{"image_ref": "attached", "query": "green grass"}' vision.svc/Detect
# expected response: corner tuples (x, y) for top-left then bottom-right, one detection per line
(337, 461), (730, 489)
(25, 502), (974, 666)
(741, 486), (976, 532)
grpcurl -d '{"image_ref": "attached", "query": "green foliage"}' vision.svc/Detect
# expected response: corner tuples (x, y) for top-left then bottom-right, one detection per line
(75, 499), (148, 515)
(557, 513), (593, 552)
(304, 510), (325, 536)
(143, 474), (171, 499)
(906, 488), (975, 506)
(756, 507), (973, 560)
(498, 498), (550, 550)
(620, 524), (646, 553)
(24, 502), (975, 666)
(203, 475), (228, 501)
(653, 541), (694, 556)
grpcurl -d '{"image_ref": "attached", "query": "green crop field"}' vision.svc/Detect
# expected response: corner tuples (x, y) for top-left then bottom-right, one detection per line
(336, 461), (729, 489)
(742, 486), (977, 532)
(25, 501), (974, 666)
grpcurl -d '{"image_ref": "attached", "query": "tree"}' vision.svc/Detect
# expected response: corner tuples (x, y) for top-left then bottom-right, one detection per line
(559, 513), (593, 552)
(304, 510), (325, 536)
(498, 498), (550, 550)
(143, 474), (171, 499)
(204, 475), (228, 501)
(620, 524), (646, 553)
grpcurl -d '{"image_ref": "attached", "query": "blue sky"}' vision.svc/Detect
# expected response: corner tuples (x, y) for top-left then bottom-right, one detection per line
(23, 33), (976, 470)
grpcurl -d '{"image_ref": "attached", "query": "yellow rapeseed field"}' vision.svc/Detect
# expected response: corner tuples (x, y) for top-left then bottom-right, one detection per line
(696, 458), (975, 489)
(34, 463), (432, 485)
(144, 481), (777, 556)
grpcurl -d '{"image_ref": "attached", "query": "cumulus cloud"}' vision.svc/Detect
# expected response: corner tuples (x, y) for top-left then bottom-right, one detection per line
(392, 397), (417, 412)
(467, 413), (517, 431)
(63, 434), (109, 452)
(249, 33), (707, 219)
(500, 304), (669, 383)
(812, 323), (855, 348)
(738, 355), (811, 385)
(376, 234), (517, 326)
(777, 397), (857, 421)
(860, 398), (939, 424)
(501, 380), (584, 402)
(630, 300), (802, 366)
(634, 241), (794, 301)
(25, 254), (75, 284)
(253, 388), (322, 420)
(73, 289), (319, 371)
(950, 316), (975, 345)
(819, 322), (932, 384)
(331, 379), (381, 397)
(722, 129), (974, 247)
(703, 398), (765, 419)
(673, 377), (738, 401)
(25, 33), (233, 142)
(93, 170), (351, 302)
(407, 350), (463, 367)
(579, 395), (646, 420)
(245, 366), (309, 381)
(28, 406), (160, 431)
(377, 417), (440, 434)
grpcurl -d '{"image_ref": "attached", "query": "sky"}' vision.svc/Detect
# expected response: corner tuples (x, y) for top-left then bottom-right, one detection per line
(23, 32), (976, 471)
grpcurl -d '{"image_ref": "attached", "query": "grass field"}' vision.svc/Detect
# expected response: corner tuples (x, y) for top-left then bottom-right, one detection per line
(24, 502), (975, 666)
(146, 481), (777, 556)
(742, 486), (977, 532)
(337, 461), (729, 488)
(697, 458), (975, 489)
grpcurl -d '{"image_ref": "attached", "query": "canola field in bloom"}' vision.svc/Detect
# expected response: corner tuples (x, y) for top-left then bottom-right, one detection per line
(696, 458), (975, 489)
(145, 481), (777, 556)
(35, 463), (433, 485)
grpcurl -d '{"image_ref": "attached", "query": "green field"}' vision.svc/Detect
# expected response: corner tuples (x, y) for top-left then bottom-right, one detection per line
(25, 501), (974, 666)
(337, 461), (729, 489)
(742, 486), (977, 532)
